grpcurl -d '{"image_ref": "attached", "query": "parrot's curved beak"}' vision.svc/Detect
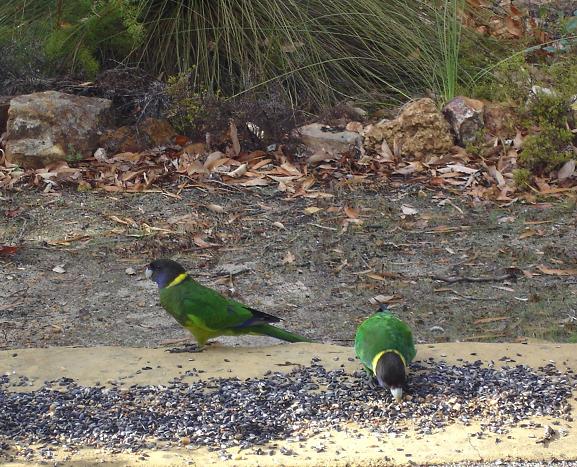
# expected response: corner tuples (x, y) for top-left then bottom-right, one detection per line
(390, 387), (403, 402)
(145, 267), (153, 279)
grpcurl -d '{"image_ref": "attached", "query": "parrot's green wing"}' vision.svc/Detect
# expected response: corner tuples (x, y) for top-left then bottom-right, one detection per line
(160, 277), (279, 332)
(354, 311), (416, 373)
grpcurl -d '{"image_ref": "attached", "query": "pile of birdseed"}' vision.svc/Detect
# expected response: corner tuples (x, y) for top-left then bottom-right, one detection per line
(0, 359), (574, 453)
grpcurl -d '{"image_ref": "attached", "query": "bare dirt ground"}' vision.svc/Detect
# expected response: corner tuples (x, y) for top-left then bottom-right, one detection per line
(2, 182), (577, 350)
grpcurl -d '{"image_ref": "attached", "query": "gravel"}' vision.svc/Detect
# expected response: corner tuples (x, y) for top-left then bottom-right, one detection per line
(0, 358), (574, 456)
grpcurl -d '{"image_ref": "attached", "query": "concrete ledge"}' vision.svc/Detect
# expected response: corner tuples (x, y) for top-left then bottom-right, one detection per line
(1, 342), (576, 466)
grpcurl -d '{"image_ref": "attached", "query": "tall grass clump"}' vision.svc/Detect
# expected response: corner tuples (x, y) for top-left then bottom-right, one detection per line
(0, 0), (490, 109)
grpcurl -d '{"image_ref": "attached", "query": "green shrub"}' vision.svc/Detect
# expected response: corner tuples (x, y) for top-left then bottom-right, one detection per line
(1, 0), (499, 109)
(519, 124), (573, 173)
(512, 168), (532, 189)
(165, 71), (215, 135)
(0, 0), (143, 79)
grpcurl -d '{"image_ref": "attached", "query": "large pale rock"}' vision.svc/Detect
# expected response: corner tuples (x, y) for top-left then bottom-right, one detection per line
(294, 123), (362, 156)
(365, 98), (453, 160)
(442, 96), (485, 145)
(5, 91), (113, 168)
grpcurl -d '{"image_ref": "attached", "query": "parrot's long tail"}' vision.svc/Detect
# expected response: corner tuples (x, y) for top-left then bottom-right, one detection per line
(251, 324), (312, 343)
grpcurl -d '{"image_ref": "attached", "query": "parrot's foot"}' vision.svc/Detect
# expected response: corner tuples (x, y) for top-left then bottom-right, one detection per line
(166, 343), (206, 353)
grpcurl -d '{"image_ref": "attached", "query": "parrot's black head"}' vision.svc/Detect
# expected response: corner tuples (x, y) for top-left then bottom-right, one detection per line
(375, 352), (406, 402)
(146, 259), (186, 288)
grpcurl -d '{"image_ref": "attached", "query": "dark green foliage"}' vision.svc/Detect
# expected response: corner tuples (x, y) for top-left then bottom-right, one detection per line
(1, 0), (498, 110)
(0, 0), (142, 79)
(473, 53), (577, 176)
(519, 124), (573, 173)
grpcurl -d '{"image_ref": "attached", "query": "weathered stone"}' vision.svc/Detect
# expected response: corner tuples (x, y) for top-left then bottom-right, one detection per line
(442, 96), (485, 145)
(364, 98), (453, 160)
(99, 118), (176, 154)
(0, 96), (11, 135)
(4, 91), (113, 168)
(483, 102), (517, 138)
(293, 123), (362, 156)
(99, 126), (143, 154)
(138, 118), (177, 146)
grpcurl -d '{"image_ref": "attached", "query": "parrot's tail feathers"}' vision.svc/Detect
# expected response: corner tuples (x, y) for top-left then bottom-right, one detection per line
(252, 324), (311, 343)
(241, 306), (282, 326)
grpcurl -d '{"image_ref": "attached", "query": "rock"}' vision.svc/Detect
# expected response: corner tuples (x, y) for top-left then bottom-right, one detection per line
(0, 96), (11, 135)
(483, 103), (517, 138)
(99, 126), (143, 153)
(138, 118), (177, 146)
(100, 118), (176, 154)
(364, 98), (453, 160)
(4, 91), (113, 168)
(294, 123), (362, 157)
(442, 96), (485, 145)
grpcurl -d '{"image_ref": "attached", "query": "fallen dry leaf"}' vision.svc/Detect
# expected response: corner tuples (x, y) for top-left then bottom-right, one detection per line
(46, 235), (92, 246)
(518, 228), (543, 240)
(0, 245), (19, 255)
(283, 251), (296, 264)
(307, 152), (335, 164)
(304, 206), (323, 215)
(344, 206), (360, 219)
(536, 265), (577, 276)
(193, 235), (219, 249)
(379, 139), (394, 162)
(401, 205), (418, 216)
(369, 295), (396, 305)
(393, 161), (423, 175)
(474, 316), (508, 325)
(487, 165), (506, 187)
(366, 272), (401, 281)
(206, 203), (224, 213)
(240, 177), (270, 187)
(225, 163), (247, 178)
(204, 151), (226, 170)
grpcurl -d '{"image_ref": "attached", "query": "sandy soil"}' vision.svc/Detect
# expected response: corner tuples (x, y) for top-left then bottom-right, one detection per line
(1, 342), (576, 466)
(2, 186), (577, 350)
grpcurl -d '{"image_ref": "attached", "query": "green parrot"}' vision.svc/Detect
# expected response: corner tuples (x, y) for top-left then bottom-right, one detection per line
(354, 305), (416, 402)
(145, 259), (311, 348)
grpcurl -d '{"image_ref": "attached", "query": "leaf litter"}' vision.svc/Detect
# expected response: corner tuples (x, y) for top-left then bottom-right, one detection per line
(2, 122), (576, 203)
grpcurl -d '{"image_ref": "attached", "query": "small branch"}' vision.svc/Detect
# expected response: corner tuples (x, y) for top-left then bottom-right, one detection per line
(430, 271), (518, 284)
(435, 288), (499, 301)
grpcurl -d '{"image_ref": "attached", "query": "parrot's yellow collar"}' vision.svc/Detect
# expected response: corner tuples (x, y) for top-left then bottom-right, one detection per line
(166, 273), (188, 288)
(371, 349), (407, 374)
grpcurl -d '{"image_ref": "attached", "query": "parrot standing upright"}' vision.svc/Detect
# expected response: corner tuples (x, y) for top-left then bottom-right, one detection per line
(354, 305), (416, 402)
(145, 259), (311, 348)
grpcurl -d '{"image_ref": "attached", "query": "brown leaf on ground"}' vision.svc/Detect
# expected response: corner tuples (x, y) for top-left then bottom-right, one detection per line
(0, 245), (19, 255)
(537, 265), (577, 276)
(193, 235), (219, 249)
(283, 251), (296, 264)
(474, 316), (508, 325)
(344, 206), (360, 219)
